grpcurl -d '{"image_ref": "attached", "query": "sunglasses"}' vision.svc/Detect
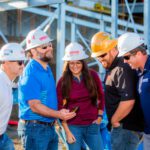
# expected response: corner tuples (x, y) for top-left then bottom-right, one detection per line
(98, 53), (107, 58)
(41, 42), (52, 50)
(123, 52), (137, 60)
(123, 55), (131, 60)
(10, 60), (24, 66)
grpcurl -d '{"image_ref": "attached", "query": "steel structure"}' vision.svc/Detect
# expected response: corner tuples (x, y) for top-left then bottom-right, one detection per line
(0, 1), (149, 150)
(0, 0), (150, 81)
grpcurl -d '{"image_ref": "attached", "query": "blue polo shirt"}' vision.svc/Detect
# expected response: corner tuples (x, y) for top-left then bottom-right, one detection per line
(18, 59), (58, 123)
(138, 56), (150, 134)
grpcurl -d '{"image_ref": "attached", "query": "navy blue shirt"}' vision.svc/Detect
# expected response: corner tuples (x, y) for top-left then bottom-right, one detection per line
(18, 59), (58, 123)
(138, 56), (150, 134)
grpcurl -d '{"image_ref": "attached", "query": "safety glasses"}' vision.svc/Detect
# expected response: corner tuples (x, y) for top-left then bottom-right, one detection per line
(41, 42), (52, 50)
(97, 53), (107, 58)
(123, 55), (131, 60)
(123, 51), (137, 60)
(10, 60), (24, 66)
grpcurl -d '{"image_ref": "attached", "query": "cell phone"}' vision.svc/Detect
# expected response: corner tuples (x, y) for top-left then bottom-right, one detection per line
(71, 106), (79, 112)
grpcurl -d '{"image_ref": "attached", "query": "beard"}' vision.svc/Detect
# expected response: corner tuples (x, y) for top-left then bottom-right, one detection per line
(37, 51), (52, 62)
(40, 56), (51, 62)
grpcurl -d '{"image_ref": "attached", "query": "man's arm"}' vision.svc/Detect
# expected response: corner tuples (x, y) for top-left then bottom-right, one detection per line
(111, 99), (135, 127)
(28, 100), (76, 121)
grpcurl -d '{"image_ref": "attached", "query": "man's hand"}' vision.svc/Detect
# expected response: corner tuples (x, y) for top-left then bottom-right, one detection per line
(111, 121), (120, 128)
(59, 109), (76, 121)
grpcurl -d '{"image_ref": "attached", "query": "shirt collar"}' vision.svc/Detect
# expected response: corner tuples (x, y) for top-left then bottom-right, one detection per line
(73, 74), (83, 83)
(138, 55), (150, 76)
(107, 56), (122, 71)
(143, 55), (150, 71)
(31, 59), (50, 72)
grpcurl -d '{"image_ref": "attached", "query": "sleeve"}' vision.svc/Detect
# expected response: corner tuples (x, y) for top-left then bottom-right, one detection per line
(56, 78), (64, 110)
(0, 82), (5, 103)
(91, 70), (105, 111)
(19, 75), (41, 102)
(115, 65), (137, 101)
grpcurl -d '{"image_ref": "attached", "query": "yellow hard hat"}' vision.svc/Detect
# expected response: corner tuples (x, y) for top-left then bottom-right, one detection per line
(91, 32), (117, 57)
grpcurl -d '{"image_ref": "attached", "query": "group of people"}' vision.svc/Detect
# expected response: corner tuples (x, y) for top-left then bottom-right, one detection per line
(0, 28), (149, 150)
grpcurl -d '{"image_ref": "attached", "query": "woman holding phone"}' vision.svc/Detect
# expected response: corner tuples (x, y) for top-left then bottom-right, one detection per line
(57, 42), (105, 150)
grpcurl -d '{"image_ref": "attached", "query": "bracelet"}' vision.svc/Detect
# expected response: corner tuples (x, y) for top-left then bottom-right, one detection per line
(98, 114), (103, 118)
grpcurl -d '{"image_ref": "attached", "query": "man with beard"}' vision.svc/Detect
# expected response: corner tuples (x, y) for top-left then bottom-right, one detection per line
(18, 29), (76, 150)
(90, 32), (144, 150)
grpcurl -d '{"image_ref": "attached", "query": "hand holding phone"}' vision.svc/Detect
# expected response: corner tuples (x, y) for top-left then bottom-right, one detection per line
(71, 106), (79, 112)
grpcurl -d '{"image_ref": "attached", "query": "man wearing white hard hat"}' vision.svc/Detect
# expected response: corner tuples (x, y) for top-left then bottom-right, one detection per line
(118, 32), (150, 150)
(57, 42), (105, 150)
(0, 43), (26, 150)
(18, 29), (76, 150)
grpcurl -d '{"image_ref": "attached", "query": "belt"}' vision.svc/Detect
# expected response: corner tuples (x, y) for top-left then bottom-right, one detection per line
(20, 120), (55, 126)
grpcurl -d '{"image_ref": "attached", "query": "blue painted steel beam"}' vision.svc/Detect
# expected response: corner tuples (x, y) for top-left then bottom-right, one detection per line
(56, 2), (65, 81)
(111, 0), (118, 38)
(144, 0), (150, 53)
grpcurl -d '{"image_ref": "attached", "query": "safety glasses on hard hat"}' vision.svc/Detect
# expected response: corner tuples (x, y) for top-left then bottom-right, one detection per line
(10, 60), (25, 66)
(41, 42), (52, 50)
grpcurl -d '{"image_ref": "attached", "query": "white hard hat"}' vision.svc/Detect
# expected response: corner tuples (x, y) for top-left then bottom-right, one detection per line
(0, 43), (26, 61)
(62, 42), (89, 61)
(118, 32), (144, 56)
(25, 29), (52, 51)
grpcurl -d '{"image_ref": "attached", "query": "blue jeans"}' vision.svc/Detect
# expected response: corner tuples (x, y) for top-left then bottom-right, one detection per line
(0, 133), (14, 150)
(143, 133), (150, 150)
(18, 121), (58, 150)
(111, 125), (142, 150)
(68, 124), (103, 150)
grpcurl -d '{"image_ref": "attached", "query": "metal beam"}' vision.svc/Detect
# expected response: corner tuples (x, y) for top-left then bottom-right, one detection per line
(144, 0), (150, 53)
(0, 30), (8, 43)
(23, 6), (144, 33)
(111, 0), (118, 38)
(71, 22), (76, 42)
(27, 0), (64, 6)
(56, 2), (65, 81)
(125, 0), (137, 33)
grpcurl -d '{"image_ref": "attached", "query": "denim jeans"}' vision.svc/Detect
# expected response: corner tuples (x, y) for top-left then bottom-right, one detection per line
(143, 133), (150, 150)
(68, 124), (103, 150)
(18, 121), (58, 150)
(0, 133), (14, 150)
(111, 125), (142, 150)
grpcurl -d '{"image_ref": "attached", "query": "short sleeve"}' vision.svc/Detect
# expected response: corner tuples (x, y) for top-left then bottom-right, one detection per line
(19, 75), (41, 102)
(115, 65), (137, 101)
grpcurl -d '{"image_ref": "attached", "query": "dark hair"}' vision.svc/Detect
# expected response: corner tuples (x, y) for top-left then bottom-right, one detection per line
(130, 44), (147, 55)
(61, 60), (98, 106)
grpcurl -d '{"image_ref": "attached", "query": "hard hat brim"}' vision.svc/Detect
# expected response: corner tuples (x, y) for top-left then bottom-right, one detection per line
(91, 40), (117, 57)
(25, 38), (53, 51)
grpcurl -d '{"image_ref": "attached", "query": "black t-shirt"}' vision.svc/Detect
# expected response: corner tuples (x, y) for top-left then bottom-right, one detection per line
(105, 57), (144, 131)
